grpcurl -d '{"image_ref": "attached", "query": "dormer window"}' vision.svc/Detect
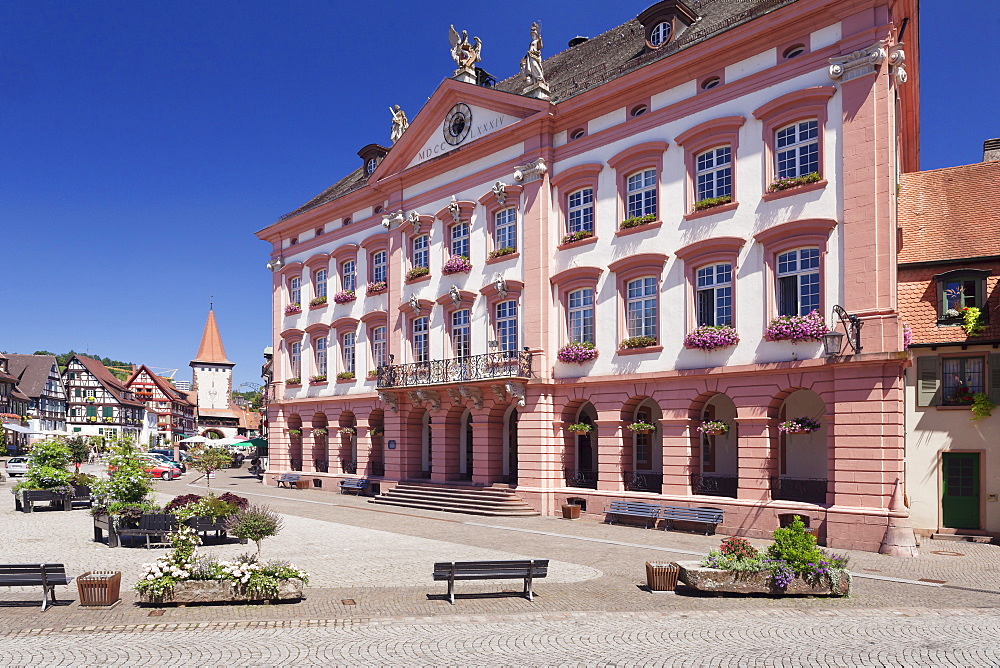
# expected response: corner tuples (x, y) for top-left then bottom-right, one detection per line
(366, 158), (378, 175)
(936, 269), (990, 324)
(650, 22), (671, 47)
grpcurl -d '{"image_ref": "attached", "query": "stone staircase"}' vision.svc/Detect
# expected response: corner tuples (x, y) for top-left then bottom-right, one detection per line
(369, 482), (539, 517)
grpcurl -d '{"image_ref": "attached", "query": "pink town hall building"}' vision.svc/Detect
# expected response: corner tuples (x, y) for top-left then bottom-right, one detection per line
(256, 0), (919, 552)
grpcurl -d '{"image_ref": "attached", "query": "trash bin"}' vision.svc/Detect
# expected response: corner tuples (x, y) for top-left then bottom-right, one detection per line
(561, 504), (581, 520)
(77, 571), (122, 606)
(645, 562), (679, 592)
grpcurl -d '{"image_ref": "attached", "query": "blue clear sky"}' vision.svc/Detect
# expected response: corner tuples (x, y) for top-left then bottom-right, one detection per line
(2, 1), (997, 390)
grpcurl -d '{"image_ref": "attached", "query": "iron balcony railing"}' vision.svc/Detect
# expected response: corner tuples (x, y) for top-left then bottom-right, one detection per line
(289, 458), (303, 472)
(376, 350), (532, 388)
(564, 468), (598, 489)
(623, 471), (663, 494)
(691, 473), (738, 498)
(370, 461), (385, 477)
(341, 460), (358, 475)
(313, 459), (328, 473)
(770, 477), (828, 505)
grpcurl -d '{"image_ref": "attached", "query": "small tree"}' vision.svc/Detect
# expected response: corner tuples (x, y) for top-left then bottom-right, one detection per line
(189, 446), (232, 492)
(92, 437), (153, 504)
(21, 439), (73, 491)
(226, 504), (283, 560)
(66, 437), (89, 469)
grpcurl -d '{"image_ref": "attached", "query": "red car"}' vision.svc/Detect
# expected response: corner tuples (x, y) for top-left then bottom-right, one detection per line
(108, 462), (181, 481)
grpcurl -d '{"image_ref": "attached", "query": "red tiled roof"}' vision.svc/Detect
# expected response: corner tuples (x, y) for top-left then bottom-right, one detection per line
(74, 355), (145, 407)
(898, 161), (1000, 265)
(192, 310), (232, 364)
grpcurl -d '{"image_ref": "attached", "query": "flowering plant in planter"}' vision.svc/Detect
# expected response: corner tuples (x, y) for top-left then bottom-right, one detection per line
(309, 296), (327, 307)
(971, 393), (995, 420)
(87, 416), (97, 423)
(284, 303), (302, 316)
(619, 213), (657, 230)
(778, 416), (822, 434)
(333, 290), (356, 304)
(627, 421), (656, 433)
(693, 194), (733, 212)
(698, 420), (729, 435)
(488, 246), (516, 260)
(566, 423), (592, 434)
(405, 266), (430, 281)
(561, 229), (594, 245)
(339, 427), (356, 436)
(557, 341), (599, 363)
(285, 378), (301, 386)
(370, 427), (384, 436)
(684, 325), (739, 350)
(620, 335), (658, 349)
(767, 171), (821, 192)
(85, 397), (95, 403)
(313, 428), (328, 436)
(902, 324), (912, 349)
(442, 255), (473, 275)
(286, 428), (302, 436)
(367, 369), (379, 378)
(336, 371), (355, 380)
(764, 311), (827, 343)
(309, 375), (327, 384)
(366, 280), (387, 295)
(962, 306), (986, 336)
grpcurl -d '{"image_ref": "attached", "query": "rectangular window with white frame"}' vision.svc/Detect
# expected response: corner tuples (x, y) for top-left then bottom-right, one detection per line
(290, 341), (301, 379)
(372, 326), (387, 368)
(626, 277), (658, 338)
(342, 332), (356, 375)
(494, 208), (517, 253)
(314, 336), (327, 376)
(626, 169), (657, 219)
(412, 235), (429, 269)
(496, 301), (519, 352)
(567, 188), (594, 234)
(452, 309), (471, 358)
(413, 317), (429, 363)
(776, 247), (820, 316)
(372, 250), (387, 283)
(341, 260), (356, 292)
(695, 147), (732, 202)
(696, 263), (733, 326)
(450, 222), (470, 258)
(567, 288), (595, 344)
(289, 276), (301, 305)
(775, 120), (819, 179)
(314, 269), (327, 299)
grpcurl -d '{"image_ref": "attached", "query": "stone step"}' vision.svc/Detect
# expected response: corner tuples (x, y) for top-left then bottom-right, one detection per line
(371, 482), (539, 517)
(392, 482), (520, 497)
(369, 496), (539, 516)
(384, 487), (527, 505)
(931, 532), (994, 543)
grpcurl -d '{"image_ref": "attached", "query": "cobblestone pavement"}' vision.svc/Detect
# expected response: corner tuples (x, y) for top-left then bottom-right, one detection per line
(1, 467), (999, 664)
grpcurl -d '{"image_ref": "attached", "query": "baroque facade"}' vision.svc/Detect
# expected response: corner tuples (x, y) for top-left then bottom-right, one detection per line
(258, 0), (919, 551)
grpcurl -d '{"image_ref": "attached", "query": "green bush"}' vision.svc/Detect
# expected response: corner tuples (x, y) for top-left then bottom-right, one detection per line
(766, 516), (824, 576)
(91, 439), (153, 506)
(225, 504), (284, 560)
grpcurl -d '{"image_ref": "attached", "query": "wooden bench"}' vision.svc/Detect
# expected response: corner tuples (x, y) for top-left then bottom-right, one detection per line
(661, 505), (724, 535)
(276, 473), (301, 489)
(339, 478), (369, 495)
(604, 501), (662, 529)
(15, 490), (71, 513)
(432, 559), (548, 605)
(115, 513), (177, 549)
(0, 563), (74, 610)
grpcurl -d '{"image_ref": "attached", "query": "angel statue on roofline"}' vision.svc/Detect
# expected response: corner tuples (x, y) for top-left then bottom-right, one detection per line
(448, 25), (482, 71)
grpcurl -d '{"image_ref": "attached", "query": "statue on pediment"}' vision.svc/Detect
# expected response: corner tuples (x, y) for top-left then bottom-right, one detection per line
(520, 22), (545, 85)
(389, 105), (409, 144)
(449, 25), (482, 71)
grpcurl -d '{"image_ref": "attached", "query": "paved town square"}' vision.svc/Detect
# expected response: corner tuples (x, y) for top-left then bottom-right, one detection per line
(1, 468), (999, 665)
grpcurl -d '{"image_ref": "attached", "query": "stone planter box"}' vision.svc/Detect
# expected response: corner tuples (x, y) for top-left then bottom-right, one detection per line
(676, 561), (850, 596)
(138, 579), (305, 605)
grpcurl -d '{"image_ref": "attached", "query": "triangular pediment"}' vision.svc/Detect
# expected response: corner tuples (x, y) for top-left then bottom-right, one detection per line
(373, 79), (550, 178)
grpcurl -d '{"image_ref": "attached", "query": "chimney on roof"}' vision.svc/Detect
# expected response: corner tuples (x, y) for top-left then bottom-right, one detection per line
(568, 36), (589, 47)
(984, 138), (1000, 163)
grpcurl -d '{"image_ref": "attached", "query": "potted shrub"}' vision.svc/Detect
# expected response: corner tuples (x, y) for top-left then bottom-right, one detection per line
(764, 311), (827, 343)
(566, 423), (592, 434)
(627, 421), (656, 434)
(767, 171), (821, 192)
(561, 230), (594, 245)
(619, 213), (657, 230)
(693, 194), (733, 212)
(284, 303), (302, 316)
(620, 335), (658, 349)
(442, 255), (473, 275)
(366, 280), (388, 295)
(684, 325), (739, 350)
(488, 246), (516, 260)
(309, 296), (327, 307)
(405, 266), (430, 281)
(778, 417), (822, 434)
(333, 290), (356, 304)
(698, 420), (729, 436)
(557, 341), (599, 363)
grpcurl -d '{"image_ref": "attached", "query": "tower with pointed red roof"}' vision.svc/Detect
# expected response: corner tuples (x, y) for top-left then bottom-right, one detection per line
(190, 309), (238, 437)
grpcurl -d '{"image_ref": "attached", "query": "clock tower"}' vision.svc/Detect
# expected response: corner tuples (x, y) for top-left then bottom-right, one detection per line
(190, 309), (234, 414)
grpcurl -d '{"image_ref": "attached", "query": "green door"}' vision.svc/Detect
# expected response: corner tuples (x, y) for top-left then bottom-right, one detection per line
(942, 453), (980, 530)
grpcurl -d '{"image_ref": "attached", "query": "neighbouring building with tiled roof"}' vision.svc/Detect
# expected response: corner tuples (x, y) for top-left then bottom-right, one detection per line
(258, 0), (920, 552)
(63, 354), (146, 440)
(126, 365), (196, 446)
(5, 353), (67, 435)
(0, 352), (32, 455)
(898, 141), (1000, 540)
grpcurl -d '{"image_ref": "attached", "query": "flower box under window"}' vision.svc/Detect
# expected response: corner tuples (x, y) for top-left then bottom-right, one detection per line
(284, 304), (302, 316)
(620, 335), (658, 349)
(488, 246), (516, 260)
(309, 296), (327, 307)
(366, 281), (388, 295)
(767, 172), (821, 193)
(285, 378), (302, 387)
(442, 255), (472, 275)
(561, 230), (594, 245)
(333, 290), (356, 305)
(405, 266), (430, 281)
(693, 195), (733, 212)
(619, 213), (657, 230)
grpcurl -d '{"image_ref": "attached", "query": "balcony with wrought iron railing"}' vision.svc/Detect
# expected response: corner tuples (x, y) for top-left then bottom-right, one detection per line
(376, 350), (532, 389)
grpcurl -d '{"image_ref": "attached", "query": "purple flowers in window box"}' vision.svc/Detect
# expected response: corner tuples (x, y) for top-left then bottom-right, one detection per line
(764, 311), (827, 343)
(333, 290), (356, 304)
(684, 325), (739, 350)
(366, 281), (387, 295)
(902, 324), (912, 350)
(442, 255), (472, 275)
(285, 378), (301, 387)
(561, 230), (594, 245)
(309, 375), (327, 384)
(284, 303), (302, 316)
(557, 341), (599, 363)
(767, 171), (821, 192)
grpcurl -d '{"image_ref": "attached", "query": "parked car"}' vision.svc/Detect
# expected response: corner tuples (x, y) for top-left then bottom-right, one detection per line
(4, 457), (29, 477)
(145, 451), (186, 473)
(108, 461), (181, 481)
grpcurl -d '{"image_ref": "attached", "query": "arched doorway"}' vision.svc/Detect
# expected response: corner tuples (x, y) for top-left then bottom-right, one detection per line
(460, 409), (473, 480)
(626, 399), (663, 493)
(421, 412), (432, 478)
(774, 389), (828, 505)
(567, 403), (597, 489)
(368, 409), (385, 477)
(312, 413), (329, 473)
(339, 411), (357, 474)
(286, 415), (303, 471)
(202, 429), (224, 439)
(694, 394), (738, 498)
(503, 407), (518, 485)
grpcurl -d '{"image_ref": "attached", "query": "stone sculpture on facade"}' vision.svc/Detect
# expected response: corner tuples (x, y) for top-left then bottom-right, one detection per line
(520, 22), (549, 99)
(448, 25), (482, 81)
(389, 105), (409, 144)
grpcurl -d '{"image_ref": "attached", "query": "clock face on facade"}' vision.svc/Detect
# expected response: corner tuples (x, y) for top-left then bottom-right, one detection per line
(443, 103), (472, 145)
